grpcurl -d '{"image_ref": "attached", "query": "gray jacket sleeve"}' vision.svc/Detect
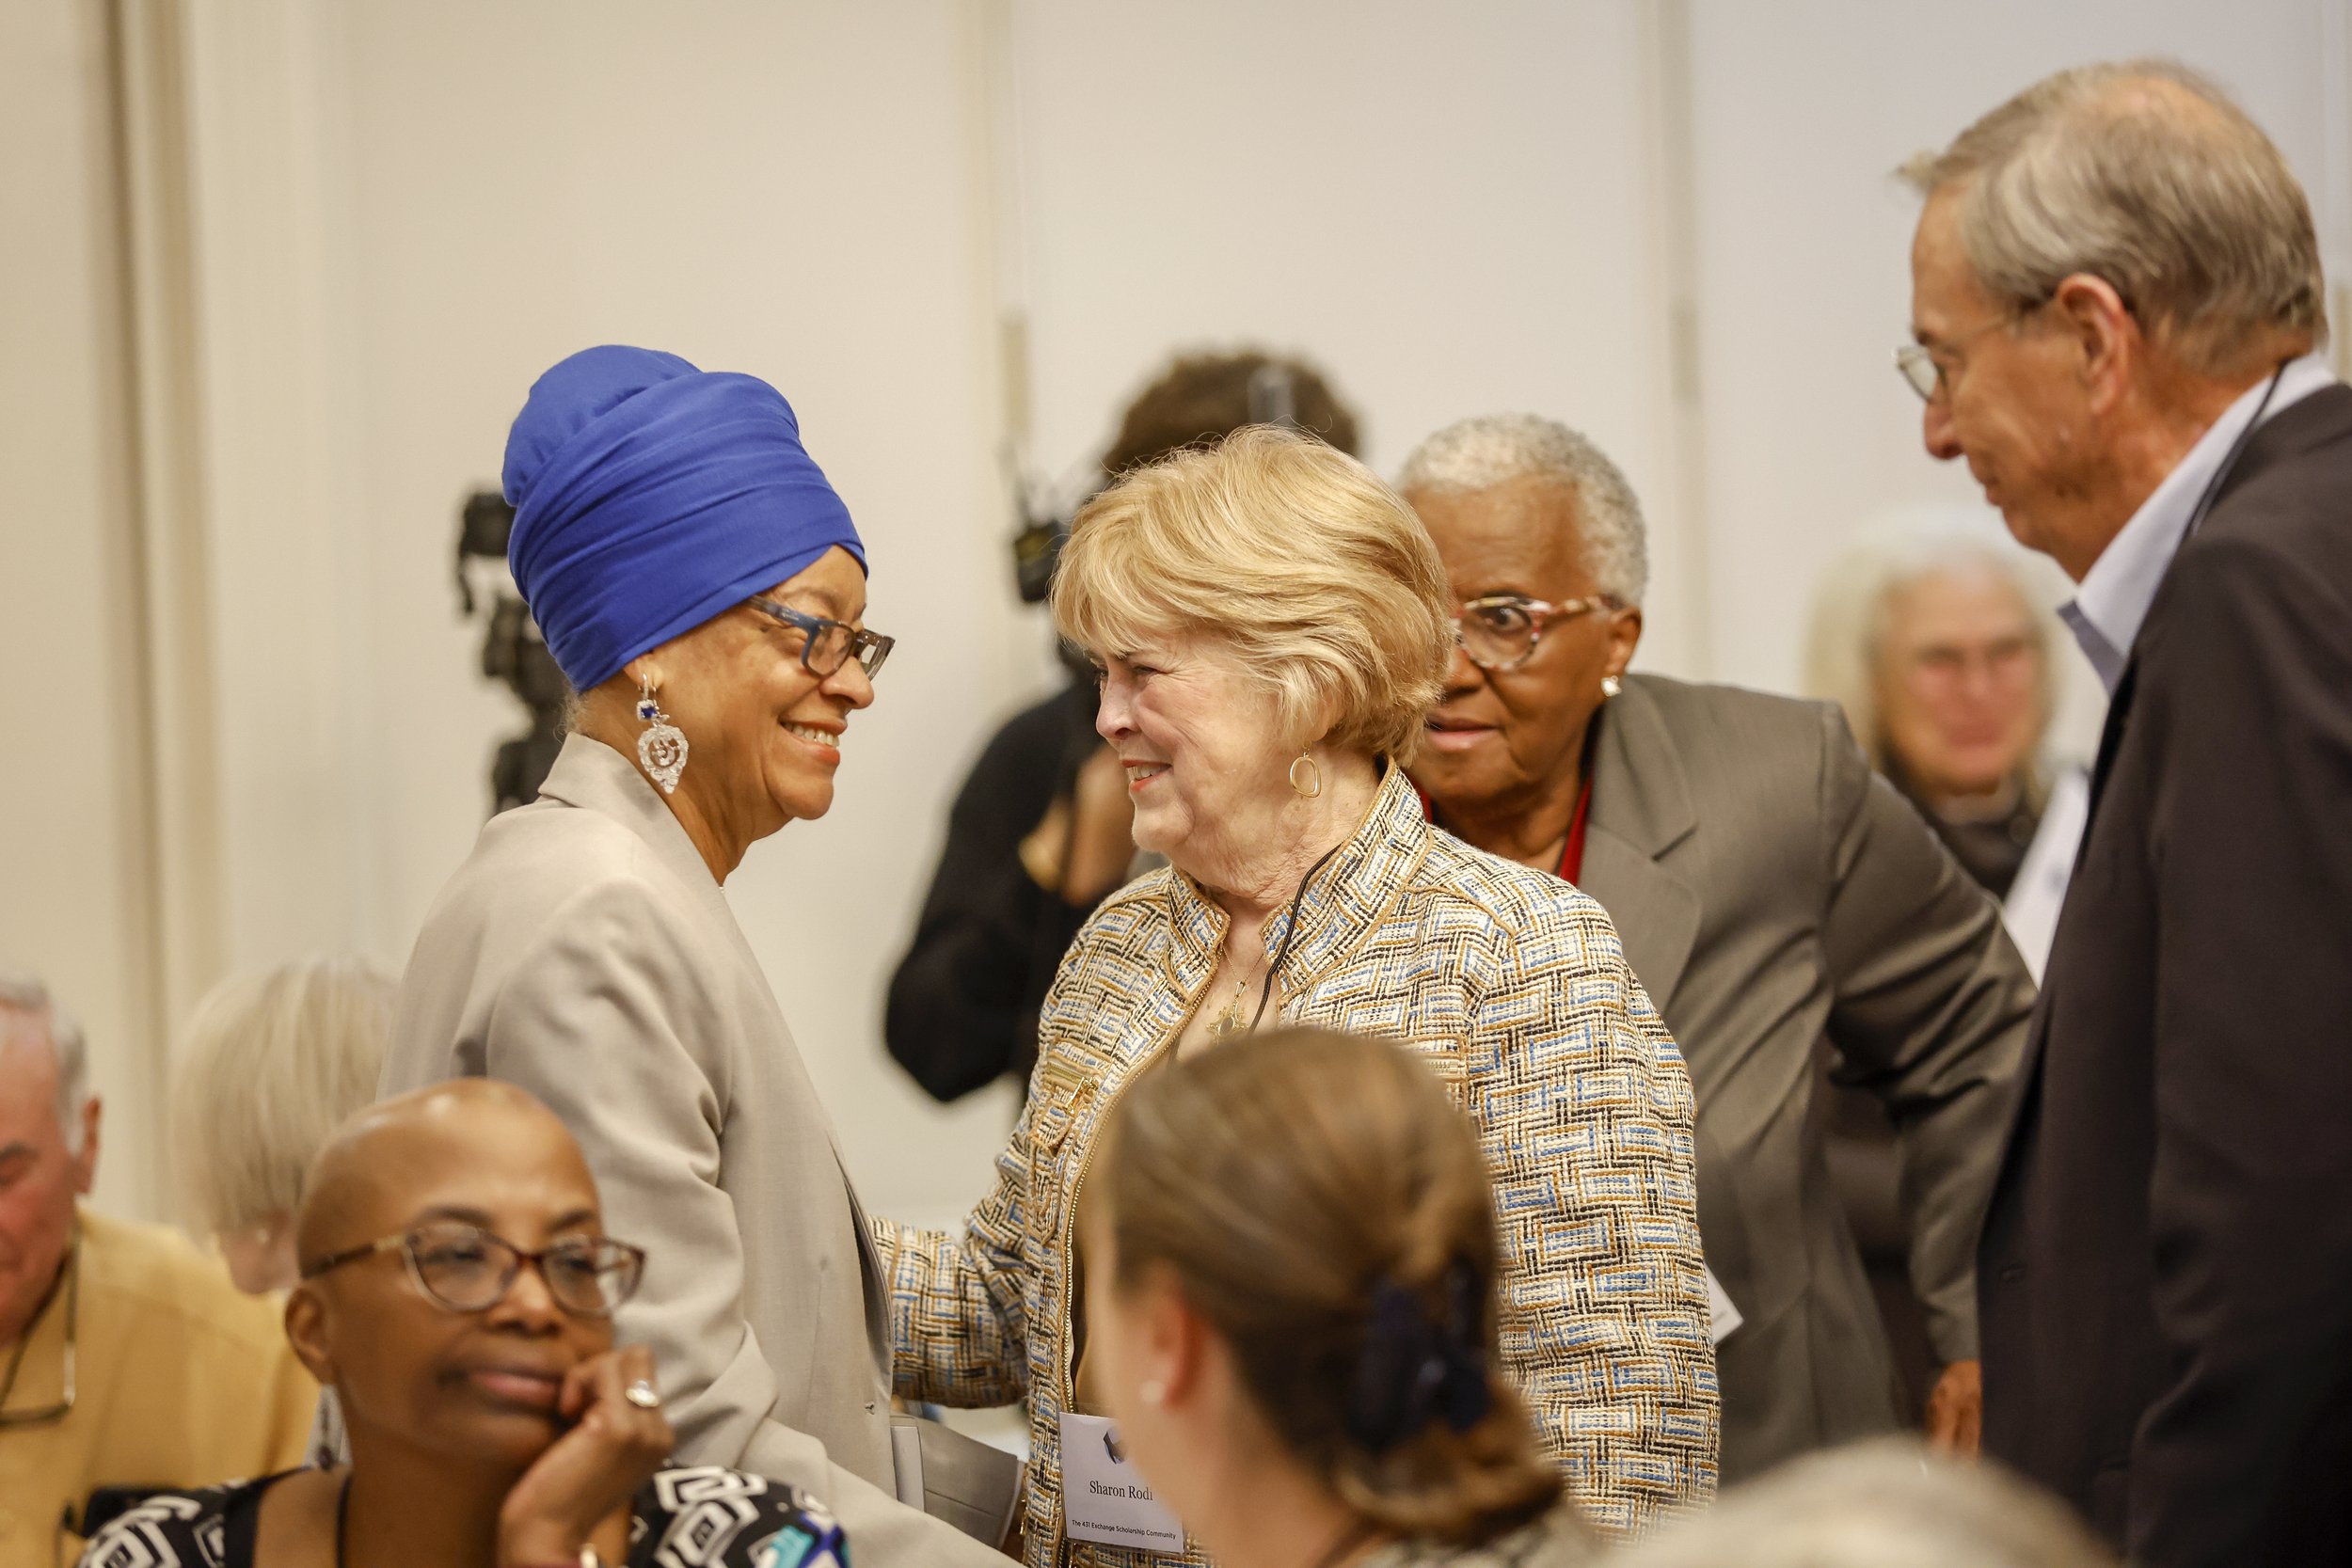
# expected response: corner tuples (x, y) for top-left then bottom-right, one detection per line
(1814, 708), (2034, 1365)
(484, 882), (1005, 1568)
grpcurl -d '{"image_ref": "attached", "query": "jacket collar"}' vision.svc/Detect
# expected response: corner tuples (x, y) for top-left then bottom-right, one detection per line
(533, 732), (728, 901)
(1577, 676), (1702, 1013)
(1161, 765), (1431, 994)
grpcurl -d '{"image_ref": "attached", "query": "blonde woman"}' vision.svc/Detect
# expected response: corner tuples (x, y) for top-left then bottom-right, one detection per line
(879, 429), (1716, 1564)
(172, 955), (395, 1292)
(1083, 1028), (1596, 1568)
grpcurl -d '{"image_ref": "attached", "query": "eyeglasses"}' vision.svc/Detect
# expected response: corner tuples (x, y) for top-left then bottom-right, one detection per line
(1895, 297), (2051, 402)
(302, 1221), (647, 1318)
(0, 1237), (76, 1429)
(748, 596), (895, 679)
(1453, 594), (1615, 672)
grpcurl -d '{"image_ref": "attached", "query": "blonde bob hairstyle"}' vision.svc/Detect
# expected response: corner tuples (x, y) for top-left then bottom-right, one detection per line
(1053, 426), (1454, 765)
(171, 955), (395, 1240)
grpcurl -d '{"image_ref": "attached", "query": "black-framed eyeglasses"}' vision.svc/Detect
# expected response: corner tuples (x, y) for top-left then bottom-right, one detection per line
(748, 596), (895, 679)
(1453, 594), (1617, 672)
(301, 1221), (647, 1318)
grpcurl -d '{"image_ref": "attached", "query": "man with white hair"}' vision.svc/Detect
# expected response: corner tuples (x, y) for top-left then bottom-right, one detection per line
(0, 971), (313, 1567)
(1906, 61), (2352, 1565)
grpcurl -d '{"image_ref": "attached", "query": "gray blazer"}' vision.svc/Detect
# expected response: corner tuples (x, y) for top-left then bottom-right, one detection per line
(1579, 675), (2031, 1482)
(384, 734), (997, 1568)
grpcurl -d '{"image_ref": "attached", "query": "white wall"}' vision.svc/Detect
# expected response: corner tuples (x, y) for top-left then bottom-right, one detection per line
(12, 0), (2347, 1228)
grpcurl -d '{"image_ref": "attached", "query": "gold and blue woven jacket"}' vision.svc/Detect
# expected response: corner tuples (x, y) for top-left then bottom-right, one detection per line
(875, 767), (1719, 1565)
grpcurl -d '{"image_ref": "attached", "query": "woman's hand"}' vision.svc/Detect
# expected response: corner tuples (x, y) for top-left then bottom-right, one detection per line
(498, 1345), (673, 1565)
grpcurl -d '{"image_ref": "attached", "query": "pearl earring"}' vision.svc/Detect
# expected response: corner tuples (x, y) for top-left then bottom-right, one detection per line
(1600, 674), (1622, 699)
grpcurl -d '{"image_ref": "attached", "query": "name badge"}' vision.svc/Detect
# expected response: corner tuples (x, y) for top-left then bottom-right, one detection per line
(1058, 1411), (1185, 1552)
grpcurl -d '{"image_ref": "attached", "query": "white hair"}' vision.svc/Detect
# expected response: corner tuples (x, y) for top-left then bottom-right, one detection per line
(0, 969), (91, 1154)
(1396, 413), (1650, 606)
(1804, 507), (2066, 776)
(1903, 58), (2325, 376)
(1614, 1439), (2115, 1568)
(171, 955), (395, 1237)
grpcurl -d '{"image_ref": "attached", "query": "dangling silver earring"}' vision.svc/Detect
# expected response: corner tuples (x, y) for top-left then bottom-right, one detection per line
(1289, 753), (1323, 799)
(1600, 675), (1622, 699)
(635, 678), (690, 794)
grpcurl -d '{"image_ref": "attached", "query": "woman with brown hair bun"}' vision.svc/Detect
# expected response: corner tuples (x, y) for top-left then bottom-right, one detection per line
(1079, 1027), (1596, 1568)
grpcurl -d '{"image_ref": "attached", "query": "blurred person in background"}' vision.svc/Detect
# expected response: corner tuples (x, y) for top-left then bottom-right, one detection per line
(0, 970), (313, 1568)
(886, 349), (1360, 1103)
(880, 429), (1716, 1562)
(80, 1079), (850, 1568)
(1082, 1028), (1595, 1568)
(1397, 414), (2033, 1484)
(383, 346), (1000, 1567)
(1803, 522), (2084, 1431)
(1613, 1439), (2113, 1568)
(1805, 518), (2086, 980)
(1905, 61), (2352, 1565)
(172, 956), (396, 1294)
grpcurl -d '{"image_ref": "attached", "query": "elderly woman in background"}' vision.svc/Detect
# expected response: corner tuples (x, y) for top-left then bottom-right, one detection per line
(382, 346), (997, 1567)
(1397, 414), (2032, 1483)
(880, 428), (1716, 1560)
(172, 955), (394, 1293)
(1083, 1028), (1595, 1568)
(1804, 520), (2086, 979)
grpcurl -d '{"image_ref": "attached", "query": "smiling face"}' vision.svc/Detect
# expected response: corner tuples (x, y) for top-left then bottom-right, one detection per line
(1874, 563), (2046, 800)
(1404, 478), (1641, 828)
(634, 546), (877, 839)
(289, 1092), (618, 1471)
(1092, 630), (1295, 879)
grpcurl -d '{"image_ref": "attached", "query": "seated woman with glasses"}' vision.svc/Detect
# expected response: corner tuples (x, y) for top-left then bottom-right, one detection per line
(78, 1079), (846, 1568)
(379, 349), (992, 1566)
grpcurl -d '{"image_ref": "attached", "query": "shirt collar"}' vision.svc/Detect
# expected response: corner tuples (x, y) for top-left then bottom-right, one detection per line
(2063, 352), (2337, 691)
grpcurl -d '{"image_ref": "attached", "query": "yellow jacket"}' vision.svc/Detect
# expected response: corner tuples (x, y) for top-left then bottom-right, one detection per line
(0, 1207), (315, 1568)
(878, 768), (1719, 1568)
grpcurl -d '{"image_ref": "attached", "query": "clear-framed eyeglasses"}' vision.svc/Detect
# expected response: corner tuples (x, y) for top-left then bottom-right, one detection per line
(1453, 594), (1616, 672)
(747, 596), (896, 679)
(1895, 297), (2052, 402)
(301, 1221), (648, 1317)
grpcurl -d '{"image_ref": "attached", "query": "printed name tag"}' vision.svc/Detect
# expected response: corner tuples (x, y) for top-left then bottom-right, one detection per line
(1059, 1411), (1186, 1551)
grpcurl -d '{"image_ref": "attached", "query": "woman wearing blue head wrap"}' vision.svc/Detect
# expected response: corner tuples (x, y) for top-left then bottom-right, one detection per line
(383, 348), (1001, 1568)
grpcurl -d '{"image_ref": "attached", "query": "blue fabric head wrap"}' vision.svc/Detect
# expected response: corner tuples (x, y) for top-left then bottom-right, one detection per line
(501, 344), (866, 693)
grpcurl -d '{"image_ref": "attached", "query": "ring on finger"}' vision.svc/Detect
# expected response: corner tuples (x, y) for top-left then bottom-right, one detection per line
(624, 1378), (662, 1410)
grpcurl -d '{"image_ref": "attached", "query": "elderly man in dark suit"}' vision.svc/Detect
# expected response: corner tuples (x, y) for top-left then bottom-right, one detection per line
(1399, 414), (2036, 1483)
(1905, 61), (2352, 1568)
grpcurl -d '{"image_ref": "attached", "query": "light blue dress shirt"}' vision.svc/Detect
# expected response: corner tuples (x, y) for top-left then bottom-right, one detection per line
(2058, 353), (2338, 693)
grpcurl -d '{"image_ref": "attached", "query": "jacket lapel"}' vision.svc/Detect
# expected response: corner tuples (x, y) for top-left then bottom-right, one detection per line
(1575, 678), (1702, 1014)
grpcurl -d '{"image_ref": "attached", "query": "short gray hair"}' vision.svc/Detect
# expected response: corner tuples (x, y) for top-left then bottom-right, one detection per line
(0, 969), (91, 1154)
(1614, 1439), (2115, 1568)
(1903, 59), (2326, 376)
(1396, 413), (1650, 606)
(171, 956), (395, 1236)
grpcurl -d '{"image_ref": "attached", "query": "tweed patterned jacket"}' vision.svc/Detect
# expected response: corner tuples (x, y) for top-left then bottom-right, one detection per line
(876, 768), (1719, 1567)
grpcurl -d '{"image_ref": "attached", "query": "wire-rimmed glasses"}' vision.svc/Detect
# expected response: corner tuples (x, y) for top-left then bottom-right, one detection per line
(747, 596), (895, 679)
(1453, 594), (1616, 672)
(301, 1221), (647, 1318)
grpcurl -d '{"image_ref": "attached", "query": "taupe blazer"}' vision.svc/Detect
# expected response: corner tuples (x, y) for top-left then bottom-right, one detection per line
(1577, 675), (2032, 1482)
(385, 734), (996, 1568)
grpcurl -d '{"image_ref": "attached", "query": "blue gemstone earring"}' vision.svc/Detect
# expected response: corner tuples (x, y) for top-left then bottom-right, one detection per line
(635, 678), (689, 794)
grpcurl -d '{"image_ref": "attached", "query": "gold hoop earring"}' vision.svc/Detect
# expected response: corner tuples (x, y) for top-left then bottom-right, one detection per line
(1289, 753), (1323, 799)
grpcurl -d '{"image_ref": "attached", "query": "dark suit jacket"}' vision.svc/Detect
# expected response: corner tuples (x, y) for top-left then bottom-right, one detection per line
(1978, 384), (2352, 1568)
(1580, 674), (2033, 1481)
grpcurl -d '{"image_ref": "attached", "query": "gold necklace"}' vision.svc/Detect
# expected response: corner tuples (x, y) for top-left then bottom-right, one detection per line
(1206, 941), (1270, 1038)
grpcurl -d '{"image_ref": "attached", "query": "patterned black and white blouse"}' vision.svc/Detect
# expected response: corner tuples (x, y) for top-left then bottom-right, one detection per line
(77, 1465), (849, 1568)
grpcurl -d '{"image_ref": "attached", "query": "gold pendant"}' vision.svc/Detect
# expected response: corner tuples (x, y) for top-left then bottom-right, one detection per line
(1207, 1001), (1247, 1038)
